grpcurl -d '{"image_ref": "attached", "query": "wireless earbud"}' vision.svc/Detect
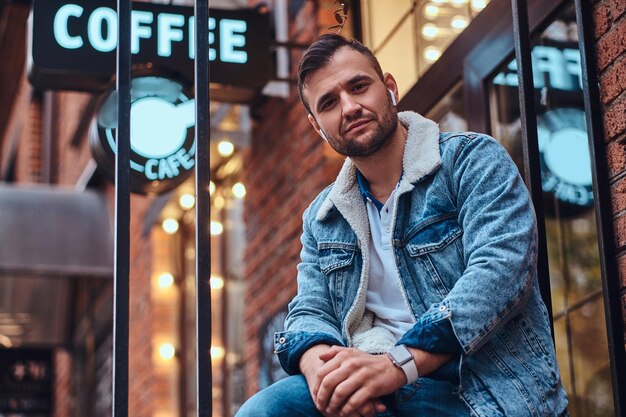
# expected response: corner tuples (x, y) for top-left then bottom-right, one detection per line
(320, 129), (328, 142)
(388, 89), (397, 106)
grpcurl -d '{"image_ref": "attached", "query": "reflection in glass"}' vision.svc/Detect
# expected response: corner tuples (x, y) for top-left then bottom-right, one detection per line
(487, 2), (614, 416)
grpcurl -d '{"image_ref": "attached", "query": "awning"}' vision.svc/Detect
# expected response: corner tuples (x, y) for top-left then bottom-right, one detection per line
(0, 184), (113, 277)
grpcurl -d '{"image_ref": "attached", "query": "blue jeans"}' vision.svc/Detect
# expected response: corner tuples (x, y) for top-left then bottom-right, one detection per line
(235, 375), (469, 417)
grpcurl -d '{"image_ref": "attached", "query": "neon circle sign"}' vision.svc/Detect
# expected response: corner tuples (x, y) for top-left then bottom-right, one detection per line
(90, 76), (196, 195)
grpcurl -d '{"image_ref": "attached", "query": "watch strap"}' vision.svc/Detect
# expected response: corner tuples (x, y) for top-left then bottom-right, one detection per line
(388, 345), (419, 384)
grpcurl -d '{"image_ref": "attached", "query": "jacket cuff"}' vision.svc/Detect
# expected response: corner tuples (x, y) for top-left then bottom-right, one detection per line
(274, 331), (344, 375)
(398, 300), (463, 354)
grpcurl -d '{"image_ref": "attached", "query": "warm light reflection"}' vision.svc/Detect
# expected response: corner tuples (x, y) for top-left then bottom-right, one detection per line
(424, 5), (439, 17)
(422, 23), (439, 39)
(162, 218), (179, 234)
(179, 193), (195, 210)
(211, 221), (224, 235)
(451, 15), (469, 30)
(471, 0), (488, 11)
(209, 180), (216, 195)
(232, 182), (246, 199)
(424, 46), (442, 62)
(157, 272), (174, 288)
(210, 275), (225, 289)
(217, 140), (234, 157)
(451, 0), (467, 6)
(159, 343), (176, 360)
(214, 195), (225, 210)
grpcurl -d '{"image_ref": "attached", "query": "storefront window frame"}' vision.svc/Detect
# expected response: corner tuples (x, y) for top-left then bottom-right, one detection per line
(394, 0), (626, 413)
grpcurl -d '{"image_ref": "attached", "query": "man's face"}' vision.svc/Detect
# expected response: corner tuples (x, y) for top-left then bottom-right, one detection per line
(303, 47), (398, 158)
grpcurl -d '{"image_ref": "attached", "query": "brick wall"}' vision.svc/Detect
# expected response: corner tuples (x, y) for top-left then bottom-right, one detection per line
(594, 0), (626, 330)
(241, 0), (344, 397)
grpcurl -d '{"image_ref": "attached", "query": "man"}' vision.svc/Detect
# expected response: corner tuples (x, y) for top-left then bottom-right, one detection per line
(237, 34), (568, 417)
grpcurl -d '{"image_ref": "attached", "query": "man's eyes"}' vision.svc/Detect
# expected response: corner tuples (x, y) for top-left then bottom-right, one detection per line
(352, 83), (367, 92)
(320, 98), (336, 111)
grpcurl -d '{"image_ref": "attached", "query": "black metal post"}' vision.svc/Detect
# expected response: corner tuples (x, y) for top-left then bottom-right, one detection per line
(112, 0), (131, 416)
(510, 0), (554, 326)
(195, 1), (212, 416)
(575, 0), (626, 415)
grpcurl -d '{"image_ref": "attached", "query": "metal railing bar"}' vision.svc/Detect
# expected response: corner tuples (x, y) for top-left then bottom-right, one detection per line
(510, 0), (554, 333)
(112, 0), (131, 415)
(195, 0), (212, 416)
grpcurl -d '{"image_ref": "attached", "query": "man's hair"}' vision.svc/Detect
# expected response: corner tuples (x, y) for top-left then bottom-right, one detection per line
(297, 33), (384, 115)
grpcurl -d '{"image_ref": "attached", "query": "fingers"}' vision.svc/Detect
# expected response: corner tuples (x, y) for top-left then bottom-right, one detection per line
(318, 345), (344, 362)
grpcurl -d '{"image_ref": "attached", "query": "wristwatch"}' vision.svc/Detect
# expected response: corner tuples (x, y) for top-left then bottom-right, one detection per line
(387, 345), (419, 384)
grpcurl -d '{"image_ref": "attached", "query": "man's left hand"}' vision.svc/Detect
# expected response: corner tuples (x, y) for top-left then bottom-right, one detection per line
(314, 346), (406, 416)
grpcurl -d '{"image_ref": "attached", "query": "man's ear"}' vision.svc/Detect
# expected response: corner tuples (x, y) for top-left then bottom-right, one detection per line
(308, 114), (326, 141)
(383, 72), (399, 102)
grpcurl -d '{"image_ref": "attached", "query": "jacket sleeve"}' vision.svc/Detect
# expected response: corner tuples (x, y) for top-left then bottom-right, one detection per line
(275, 207), (345, 375)
(418, 134), (538, 355)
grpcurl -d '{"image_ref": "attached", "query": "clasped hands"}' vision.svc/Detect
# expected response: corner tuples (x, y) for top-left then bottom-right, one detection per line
(300, 345), (406, 417)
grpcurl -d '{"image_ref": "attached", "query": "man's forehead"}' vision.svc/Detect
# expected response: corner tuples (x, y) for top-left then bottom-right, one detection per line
(303, 48), (378, 97)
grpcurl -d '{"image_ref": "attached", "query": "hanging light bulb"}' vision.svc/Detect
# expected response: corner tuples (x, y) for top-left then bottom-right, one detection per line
(210, 275), (225, 289)
(159, 343), (176, 360)
(210, 221), (223, 235)
(157, 272), (174, 288)
(471, 0), (488, 11)
(422, 23), (439, 39)
(424, 46), (442, 62)
(179, 193), (195, 210)
(424, 5), (440, 17)
(217, 140), (234, 157)
(451, 15), (469, 31)
(162, 218), (179, 234)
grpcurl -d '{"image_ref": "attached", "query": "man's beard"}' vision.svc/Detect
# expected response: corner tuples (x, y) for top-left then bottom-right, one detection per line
(326, 106), (398, 158)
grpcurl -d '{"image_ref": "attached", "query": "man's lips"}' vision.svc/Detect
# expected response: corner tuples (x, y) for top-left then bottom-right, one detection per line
(343, 119), (372, 134)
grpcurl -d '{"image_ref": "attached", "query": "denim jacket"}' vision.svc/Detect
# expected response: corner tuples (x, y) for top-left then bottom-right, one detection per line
(275, 112), (568, 416)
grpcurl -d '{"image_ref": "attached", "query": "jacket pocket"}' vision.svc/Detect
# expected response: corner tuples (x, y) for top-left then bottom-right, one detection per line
(318, 243), (358, 317)
(403, 215), (463, 299)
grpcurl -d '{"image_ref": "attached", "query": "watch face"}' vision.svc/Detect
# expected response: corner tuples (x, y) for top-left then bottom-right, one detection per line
(390, 345), (413, 365)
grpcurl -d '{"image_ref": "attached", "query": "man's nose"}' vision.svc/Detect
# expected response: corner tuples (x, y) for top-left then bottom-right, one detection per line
(340, 94), (362, 118)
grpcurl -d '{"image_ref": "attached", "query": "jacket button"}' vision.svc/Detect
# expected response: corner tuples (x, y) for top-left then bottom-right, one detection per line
(439, 305), (446, 312)
(278, 337), (286, 344)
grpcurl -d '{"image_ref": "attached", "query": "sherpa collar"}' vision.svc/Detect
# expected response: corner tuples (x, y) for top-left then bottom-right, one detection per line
(316, 111), (441, 226)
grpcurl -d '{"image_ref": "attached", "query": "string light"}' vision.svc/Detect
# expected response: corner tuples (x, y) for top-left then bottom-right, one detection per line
(157, 272), (174, 288)
(209, 181), (216, 195)
(471, 0), (488, 11)
(211, 346), (226, 360)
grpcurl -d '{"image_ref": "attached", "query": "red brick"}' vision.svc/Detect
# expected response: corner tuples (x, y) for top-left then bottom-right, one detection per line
(614, 213), (626, 249)
(596, 15), (626, 71)
(618, 254), (626, 289)
(603, 93), (626, 140)
(610, 0), (626, 22)
(595, 2), (612, 39)
(600, 55), (626, 104)
(607, 136), (626, 179)
(611, 175), (626, 214)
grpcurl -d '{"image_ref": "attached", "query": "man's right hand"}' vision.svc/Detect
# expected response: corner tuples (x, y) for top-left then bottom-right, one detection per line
(299, 345), (387, 417)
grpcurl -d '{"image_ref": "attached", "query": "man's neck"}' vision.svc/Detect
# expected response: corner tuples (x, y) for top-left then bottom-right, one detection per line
(352, 121), (407, 203)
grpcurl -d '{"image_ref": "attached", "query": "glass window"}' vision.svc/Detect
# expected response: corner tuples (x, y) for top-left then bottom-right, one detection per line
(487, 2), (614, 416)
(360, 0), (492, 97)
